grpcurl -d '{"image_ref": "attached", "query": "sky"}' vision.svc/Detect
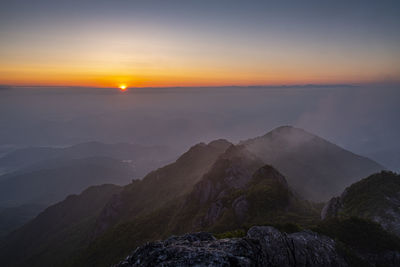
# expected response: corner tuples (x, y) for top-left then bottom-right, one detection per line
(1, 0), (399, 87)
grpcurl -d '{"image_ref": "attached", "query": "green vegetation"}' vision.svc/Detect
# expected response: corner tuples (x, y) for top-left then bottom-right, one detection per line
(214, 229), (246, 239)
(340, 171), (400, 219)
(214, 222), (302, 240)
(313, 217), (400, 253)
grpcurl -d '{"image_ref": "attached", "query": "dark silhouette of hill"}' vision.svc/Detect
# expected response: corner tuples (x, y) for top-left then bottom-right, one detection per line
(0, 204), (46, 238)
(0, 157), (135, 208)
(0, 184), (121, 267)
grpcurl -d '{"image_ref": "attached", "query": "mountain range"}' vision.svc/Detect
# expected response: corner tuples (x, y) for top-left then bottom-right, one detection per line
(0, 126), (391, 267)
(0, 142), (177, 238)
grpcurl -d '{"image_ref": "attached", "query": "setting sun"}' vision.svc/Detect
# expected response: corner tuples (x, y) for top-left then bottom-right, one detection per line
(119, 85), (127, 91)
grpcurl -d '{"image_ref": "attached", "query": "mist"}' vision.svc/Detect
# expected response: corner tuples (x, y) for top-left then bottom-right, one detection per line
(1, 84), (399, 170)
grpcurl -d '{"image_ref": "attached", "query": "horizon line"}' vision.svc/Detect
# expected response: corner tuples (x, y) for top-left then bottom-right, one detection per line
(2, 81), (399, 90)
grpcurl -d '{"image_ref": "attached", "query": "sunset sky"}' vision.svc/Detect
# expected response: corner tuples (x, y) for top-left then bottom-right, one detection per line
(1, 0), (399, 87)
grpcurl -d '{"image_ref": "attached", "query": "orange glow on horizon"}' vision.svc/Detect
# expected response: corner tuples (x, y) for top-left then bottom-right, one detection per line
(0, 63), (396, 88)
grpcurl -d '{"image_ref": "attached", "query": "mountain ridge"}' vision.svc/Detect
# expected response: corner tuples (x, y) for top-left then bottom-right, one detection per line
(0, 126), (387, 266)
(242, 125), (384, 201)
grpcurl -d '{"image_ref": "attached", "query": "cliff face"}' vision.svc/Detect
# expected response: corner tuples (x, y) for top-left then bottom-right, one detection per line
(169, 145), (319, 234)
(322, 171), (400, 237)
(114, 226), (348, 267)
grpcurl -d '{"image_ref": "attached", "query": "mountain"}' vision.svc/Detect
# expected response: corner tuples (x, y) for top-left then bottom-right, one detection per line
(322, 171), (400, 237)
(0, 157), (135, 208)
(75, 145), (320, 266)
(168, 145), (319, 234)
(242, 126), (384, 201)
(0, 204), (46, 238)
(92, 139), (232, 236)
(0, 128), (388, 266)
(0, 184), (121, 267)
(0, 141), (176, 178)
(0, 140), (232, 267)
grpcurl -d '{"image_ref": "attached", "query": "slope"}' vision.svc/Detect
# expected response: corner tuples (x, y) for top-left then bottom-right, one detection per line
(242, 126), (383, 201)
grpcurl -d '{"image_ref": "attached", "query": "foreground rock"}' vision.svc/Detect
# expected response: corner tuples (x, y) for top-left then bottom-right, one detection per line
(115, 226), (348, 267)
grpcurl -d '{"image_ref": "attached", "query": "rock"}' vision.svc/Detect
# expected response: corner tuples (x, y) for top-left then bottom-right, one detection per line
(361, 250), (400, 267)
(203, 200), (226, 226)
(247, 226), (347, 267)
(321, 171), (400, 237)
(321, 196), (342, 220)
(232, 195), (248, 222)
(114, 226), (348, 267)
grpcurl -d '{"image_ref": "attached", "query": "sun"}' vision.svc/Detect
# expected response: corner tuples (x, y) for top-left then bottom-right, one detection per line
(119, 84), (127, 91)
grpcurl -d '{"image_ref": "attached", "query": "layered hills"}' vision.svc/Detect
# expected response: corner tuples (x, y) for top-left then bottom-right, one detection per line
(0, 126), (389, 266)
(0, 142), (177, 237)
(0, 141), (175, 177)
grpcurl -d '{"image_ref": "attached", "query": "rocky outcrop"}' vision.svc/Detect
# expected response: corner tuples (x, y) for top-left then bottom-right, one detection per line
(321, 196), (342, 220)
(321, 171), (400, 237)
(114, 226), (348, 267)
(174, 147), (312, 232)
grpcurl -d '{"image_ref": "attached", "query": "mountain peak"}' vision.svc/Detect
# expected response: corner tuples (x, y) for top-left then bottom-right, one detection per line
(252, 164), (288, 189)
(242, 126), (383, 201)
(207, 139), (231, 150)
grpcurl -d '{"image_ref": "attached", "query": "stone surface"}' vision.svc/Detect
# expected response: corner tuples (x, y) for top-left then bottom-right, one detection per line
(114, 226), (348, 267)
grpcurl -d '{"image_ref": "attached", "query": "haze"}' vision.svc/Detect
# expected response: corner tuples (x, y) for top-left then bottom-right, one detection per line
(0, 85), (399, 171)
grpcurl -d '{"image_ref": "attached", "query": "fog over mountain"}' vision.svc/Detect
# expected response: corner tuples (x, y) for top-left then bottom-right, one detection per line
(1, 0), (399, 265)
(0, 127), (385, 266)
(1, 85), (399, 171)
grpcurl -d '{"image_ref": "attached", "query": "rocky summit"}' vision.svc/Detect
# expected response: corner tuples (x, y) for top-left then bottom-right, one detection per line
(115, 226), (347, 267)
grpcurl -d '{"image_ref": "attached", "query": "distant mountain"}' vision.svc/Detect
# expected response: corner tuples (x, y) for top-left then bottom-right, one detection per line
(322, 171), (400, 237)
(242, 126), (384, 201)
(0, 184), (121, 267)
(0, 157), (134, 207)
(0, 143), (168, 237)
(0, 141), (176, 178)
